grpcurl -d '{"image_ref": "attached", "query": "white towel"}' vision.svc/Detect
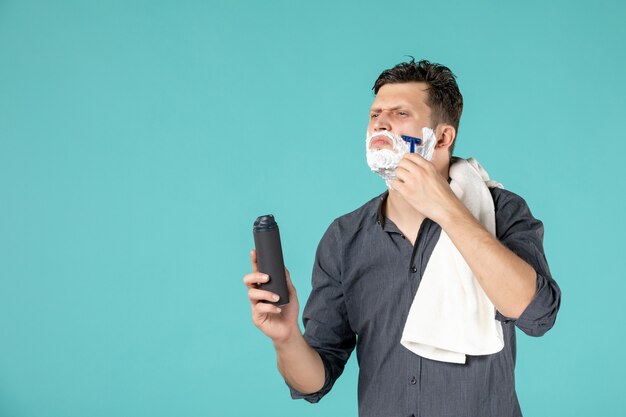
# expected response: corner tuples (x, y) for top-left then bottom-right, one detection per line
(400, 157), (504, 364)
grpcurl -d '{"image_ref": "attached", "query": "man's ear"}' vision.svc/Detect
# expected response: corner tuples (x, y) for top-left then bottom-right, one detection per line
(436, 124), (456, 150)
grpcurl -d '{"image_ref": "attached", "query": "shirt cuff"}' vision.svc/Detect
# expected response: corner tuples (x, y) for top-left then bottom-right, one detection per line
(495, 272), (559, 337)
(286, 350), (334, 404)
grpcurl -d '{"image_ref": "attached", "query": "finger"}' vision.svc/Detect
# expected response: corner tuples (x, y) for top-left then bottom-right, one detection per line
(248, 287), (281, 304)
(403, 152), (428, 165)
(285, 268), (297, 296)
(389, 178), (407, 194)
(397, 156), (423, 174)
(243, 272), (269, 288)
(394, 165), (414, 183)
(404, 153), (437, 175)
(250, 249), (259, 273)
(253, 302), (283, 316)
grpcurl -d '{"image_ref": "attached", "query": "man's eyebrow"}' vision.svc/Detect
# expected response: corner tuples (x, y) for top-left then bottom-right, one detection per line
(370, 106), (410, 112)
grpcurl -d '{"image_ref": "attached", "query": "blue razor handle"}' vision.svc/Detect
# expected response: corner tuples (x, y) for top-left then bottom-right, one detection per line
(401, 135), (422, 153)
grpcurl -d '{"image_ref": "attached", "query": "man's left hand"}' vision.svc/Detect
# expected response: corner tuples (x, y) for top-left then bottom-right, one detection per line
(389, 153), (464, 223)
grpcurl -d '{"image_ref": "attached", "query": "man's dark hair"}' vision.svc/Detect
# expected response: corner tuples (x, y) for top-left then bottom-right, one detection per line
(373, 58), (463, 155)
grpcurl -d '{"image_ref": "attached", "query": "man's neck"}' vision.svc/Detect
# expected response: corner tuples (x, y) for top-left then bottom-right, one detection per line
(385, 190), (424, 225)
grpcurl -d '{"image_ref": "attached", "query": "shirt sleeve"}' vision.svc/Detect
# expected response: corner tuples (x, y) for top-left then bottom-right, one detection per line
(491, 188), (562, 337)
(287, 220), (357, 403)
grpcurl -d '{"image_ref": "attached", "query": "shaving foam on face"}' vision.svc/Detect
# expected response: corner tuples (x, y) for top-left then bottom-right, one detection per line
(365, 131), (410, 181)
(365, 128), (437, 184)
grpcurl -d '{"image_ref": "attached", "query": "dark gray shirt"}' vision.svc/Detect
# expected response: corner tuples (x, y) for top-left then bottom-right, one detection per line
(289, 188), (561, 417)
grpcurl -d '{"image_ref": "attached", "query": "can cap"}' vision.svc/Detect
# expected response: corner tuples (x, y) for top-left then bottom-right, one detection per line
(253, 214), (278, 232)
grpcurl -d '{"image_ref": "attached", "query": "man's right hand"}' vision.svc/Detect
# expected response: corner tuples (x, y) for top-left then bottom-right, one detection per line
(243, 249), (301, 345)
(243, 250), (326, 394)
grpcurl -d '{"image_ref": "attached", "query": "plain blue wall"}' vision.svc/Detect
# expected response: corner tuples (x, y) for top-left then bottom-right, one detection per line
(1, 0), (624, 416)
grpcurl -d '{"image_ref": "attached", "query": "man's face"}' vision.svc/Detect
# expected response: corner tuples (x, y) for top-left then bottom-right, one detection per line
(367, 82), (434, 150)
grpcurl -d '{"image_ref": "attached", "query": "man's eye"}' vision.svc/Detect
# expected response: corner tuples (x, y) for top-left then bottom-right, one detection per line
(370, 113), (379, 118)
(397, 111), (408, 116)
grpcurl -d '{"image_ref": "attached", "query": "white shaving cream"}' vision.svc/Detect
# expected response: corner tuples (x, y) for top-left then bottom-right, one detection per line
(365, 127), (437, 184)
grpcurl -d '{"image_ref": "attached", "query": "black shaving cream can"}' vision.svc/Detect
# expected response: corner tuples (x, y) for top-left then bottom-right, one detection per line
(253, 214), (289, 306)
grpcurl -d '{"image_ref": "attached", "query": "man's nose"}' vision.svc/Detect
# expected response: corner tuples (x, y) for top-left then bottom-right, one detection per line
(372, 112), (392, 131)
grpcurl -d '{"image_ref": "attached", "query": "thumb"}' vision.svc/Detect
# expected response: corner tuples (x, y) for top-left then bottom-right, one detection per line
(285, 268), (297, 296)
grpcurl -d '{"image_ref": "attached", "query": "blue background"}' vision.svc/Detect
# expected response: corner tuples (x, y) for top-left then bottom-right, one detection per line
(1, 0), (624, 416)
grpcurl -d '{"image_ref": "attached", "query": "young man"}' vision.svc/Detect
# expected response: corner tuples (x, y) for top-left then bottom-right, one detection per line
(243, 59), (561, 417)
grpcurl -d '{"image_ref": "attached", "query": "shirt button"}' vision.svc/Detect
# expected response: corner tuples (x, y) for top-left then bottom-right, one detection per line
(409, 376), (417, 385)
(411, 266), (417, 273)
(401, 234), (405, 239)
